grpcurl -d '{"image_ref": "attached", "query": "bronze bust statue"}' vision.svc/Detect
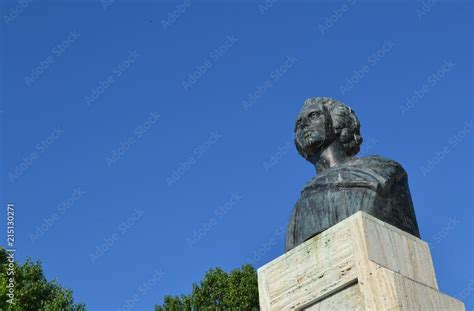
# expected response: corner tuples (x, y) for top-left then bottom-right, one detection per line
(286, 97), (420, 251)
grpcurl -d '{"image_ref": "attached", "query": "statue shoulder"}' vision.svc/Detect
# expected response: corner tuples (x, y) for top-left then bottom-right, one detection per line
(352, 155), (408, 181)
(349, 155), (408, 193)
(303, 155), (408, 195)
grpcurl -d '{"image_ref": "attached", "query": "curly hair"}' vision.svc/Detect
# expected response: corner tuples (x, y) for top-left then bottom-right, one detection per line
(296, 97), (363, 158)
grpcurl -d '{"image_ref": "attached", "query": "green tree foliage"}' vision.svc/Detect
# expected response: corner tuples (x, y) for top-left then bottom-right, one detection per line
(0, 247), (85, 311)
(155, 265), (259, 311)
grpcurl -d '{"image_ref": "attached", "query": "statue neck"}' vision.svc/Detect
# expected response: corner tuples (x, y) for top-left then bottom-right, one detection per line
(313, 140), (349, 174)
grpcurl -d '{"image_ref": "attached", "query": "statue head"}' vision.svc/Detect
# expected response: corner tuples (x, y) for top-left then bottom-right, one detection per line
(294, 97), (363, 163)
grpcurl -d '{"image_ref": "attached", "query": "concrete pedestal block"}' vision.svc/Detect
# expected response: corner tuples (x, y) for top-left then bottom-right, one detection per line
(258, 212), (464, 310)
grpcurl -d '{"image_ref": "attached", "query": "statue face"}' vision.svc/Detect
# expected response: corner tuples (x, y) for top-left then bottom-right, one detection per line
(295, 102), (335, 157)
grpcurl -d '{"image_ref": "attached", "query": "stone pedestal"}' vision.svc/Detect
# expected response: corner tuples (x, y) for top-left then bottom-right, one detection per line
(258, 212), (465, 310)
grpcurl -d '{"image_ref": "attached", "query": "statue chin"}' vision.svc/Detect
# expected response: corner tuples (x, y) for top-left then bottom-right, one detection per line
(300, 140), (325, 158)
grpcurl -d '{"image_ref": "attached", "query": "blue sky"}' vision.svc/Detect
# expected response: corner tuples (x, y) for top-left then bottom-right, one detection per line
(1, 0), (472, 310)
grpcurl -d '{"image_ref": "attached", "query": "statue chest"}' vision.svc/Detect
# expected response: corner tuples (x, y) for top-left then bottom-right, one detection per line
(294, 184), (382, 243)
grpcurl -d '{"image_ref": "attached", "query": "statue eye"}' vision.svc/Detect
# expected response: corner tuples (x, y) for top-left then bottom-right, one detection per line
(309, 111), (320, 118)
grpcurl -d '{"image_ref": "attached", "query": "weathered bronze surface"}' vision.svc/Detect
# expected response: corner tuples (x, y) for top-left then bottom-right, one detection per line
(286, 97), (420, 252)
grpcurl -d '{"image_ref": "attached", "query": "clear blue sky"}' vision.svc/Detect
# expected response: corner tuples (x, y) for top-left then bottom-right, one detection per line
(1, 0), (472, 310)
